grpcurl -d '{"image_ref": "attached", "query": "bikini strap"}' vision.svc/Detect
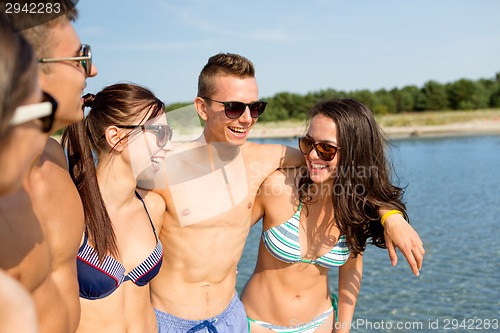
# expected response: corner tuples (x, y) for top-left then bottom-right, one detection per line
(331, 292), (339, 322)
(134, 191), (158, 240)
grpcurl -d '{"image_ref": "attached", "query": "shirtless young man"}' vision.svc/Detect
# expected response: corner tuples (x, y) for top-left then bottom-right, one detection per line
(0, 2), (98, 332)
(151, 53), (424, 332)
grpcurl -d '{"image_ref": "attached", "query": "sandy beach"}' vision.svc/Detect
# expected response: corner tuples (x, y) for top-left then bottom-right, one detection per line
(55, 110), (500, 143)
(249, 118), (500, 140)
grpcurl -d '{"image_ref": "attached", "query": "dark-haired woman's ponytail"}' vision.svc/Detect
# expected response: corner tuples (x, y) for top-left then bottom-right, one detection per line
(82, 93), (96, 109)
(61, 114), (118, 262)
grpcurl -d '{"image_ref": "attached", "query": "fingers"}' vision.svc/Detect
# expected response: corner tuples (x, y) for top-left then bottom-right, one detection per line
(387, 241), (398, 267)
(413, 241), (425, 271)
(400, 238), (425, 276)
(401, 246), (420, 276)
(409, 232), (425, 271)
(383, 217), (425, 276)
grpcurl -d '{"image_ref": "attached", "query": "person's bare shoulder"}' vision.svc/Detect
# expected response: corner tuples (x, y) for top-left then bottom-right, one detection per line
(151, 180), (170, 207)
(256, 168), (299, 229)
(261, 168), (287, 186)
(260, 168), (298, 198)
(252, 169), (288, 225)
(29, 137), (84, 244)
(40, 137), (68, 169)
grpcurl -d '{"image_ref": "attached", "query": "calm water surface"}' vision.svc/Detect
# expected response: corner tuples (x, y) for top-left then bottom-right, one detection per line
(237, 135), (500, 332)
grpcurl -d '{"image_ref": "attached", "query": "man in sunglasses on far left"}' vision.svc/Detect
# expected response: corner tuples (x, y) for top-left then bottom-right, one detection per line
(0, 1), (98, 333)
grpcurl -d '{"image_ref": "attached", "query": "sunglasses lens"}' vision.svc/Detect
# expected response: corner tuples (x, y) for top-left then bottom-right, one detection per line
(224, 102), (246, 119)
(298, 137), (337, 161)
(224, 101), (267, 119)
(316, 143), (337, 161)
(157, 125), (173, 147)
(157, 128), (166, 147)
(249, 102), (267, 118)
(39, 92), (57, 133)
(81, 45), (92, 76)
(39, 117), (51, 133)
(298, 137), (314, 155)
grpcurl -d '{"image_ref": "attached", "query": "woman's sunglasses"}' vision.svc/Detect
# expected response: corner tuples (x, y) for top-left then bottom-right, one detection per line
(119, 124), (173, 148)
(9, 91), (58, 133)
(39, 44), (92, 76)
(298, 136), (339, 161)
(201, 97), (267, 119)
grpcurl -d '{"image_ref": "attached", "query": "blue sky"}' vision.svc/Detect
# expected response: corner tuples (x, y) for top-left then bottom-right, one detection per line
(74, 0), (500, 104)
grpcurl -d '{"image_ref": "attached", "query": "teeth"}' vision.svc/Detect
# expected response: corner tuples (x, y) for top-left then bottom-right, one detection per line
(151, 157), (162, 164)
(229, 127), (247, 133)
(311, 163), (327, 169)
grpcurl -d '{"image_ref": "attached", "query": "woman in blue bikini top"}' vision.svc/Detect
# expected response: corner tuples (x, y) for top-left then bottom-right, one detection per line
(62, 83), (173, 333)
(241, 98), (416, 333)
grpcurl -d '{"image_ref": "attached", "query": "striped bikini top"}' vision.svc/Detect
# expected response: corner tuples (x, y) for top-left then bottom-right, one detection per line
(77, 191), (163, 300)
(262, 203), (350, 269)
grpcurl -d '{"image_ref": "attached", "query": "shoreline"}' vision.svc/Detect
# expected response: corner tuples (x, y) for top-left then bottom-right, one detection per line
(248, 119), (500, 140)
(54, 116), (500, 143)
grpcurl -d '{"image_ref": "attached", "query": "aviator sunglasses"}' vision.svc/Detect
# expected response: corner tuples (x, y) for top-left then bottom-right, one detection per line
(298, 136), (339, 161)
(39, 44), (92, 76)
(201, 97), (267, 119)
(118, 124), (173, 148)
(9, 91), (58, 133)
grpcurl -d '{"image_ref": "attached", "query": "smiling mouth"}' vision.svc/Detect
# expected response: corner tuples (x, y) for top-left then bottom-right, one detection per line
(150, 156), (164, 172)
(310, 162), (328, 170)
(228, 126), (249, 135)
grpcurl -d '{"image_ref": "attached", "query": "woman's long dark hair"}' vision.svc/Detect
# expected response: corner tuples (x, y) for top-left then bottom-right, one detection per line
(298, 98), (408, 256)
(61, 83), (164, 261)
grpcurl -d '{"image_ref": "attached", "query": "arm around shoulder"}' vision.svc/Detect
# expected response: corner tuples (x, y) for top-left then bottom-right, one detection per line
(246, 142), (304, 172)
(279, 144), (305, 169)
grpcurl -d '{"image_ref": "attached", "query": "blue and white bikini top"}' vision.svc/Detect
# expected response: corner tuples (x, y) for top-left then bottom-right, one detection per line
(262, 202), (350, 269)
(77, 191), (163, 300)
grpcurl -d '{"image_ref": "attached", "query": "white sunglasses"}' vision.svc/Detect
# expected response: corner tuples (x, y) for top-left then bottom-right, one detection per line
(9, 92), (58, 132)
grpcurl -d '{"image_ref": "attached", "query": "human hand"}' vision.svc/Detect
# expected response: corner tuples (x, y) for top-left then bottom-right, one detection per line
(384, 214), (425, 276)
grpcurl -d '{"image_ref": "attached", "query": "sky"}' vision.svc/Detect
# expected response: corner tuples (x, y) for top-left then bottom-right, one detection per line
(74, 0), (500, 105)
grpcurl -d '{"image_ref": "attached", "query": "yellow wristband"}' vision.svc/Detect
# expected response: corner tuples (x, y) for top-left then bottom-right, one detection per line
(380, 210), (403, 227)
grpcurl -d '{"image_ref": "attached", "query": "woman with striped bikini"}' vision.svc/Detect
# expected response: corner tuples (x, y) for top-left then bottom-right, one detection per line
(63, 83), (173, 332)
(241, 98), (422, 333)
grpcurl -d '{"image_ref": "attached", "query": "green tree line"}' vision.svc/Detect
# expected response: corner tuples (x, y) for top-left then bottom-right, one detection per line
(166, 72), (500, 122)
